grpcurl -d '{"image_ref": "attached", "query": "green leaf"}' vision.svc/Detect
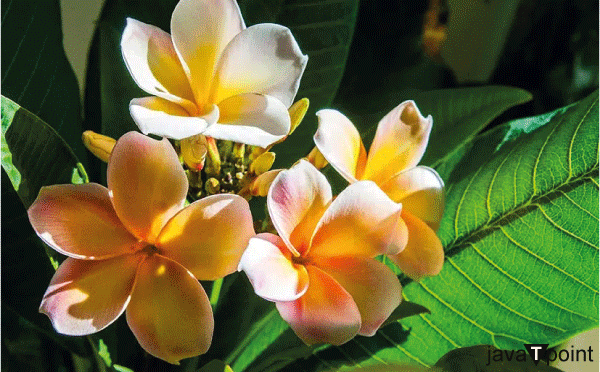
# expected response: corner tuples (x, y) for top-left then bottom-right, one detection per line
(84, 0), (359, 168)
(1, 96), (87, 207)
(228, 91), (599, 371)
(413, 86), (532, 166)
(1, 0), (87, 165)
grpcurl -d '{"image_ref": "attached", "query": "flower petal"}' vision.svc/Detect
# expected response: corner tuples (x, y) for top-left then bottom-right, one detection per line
(363, 101), (433, 184)
(130, 97), (217, 140)
(276, 265), (360, 345)
(121, 18), (196, 113)
(310, 181), (405, 258)
(211, 24), (308, 107)
(267, 160), (332, 256)
(108, 132), (187, 243)
(171, 0), (245, 105)
(314, 256), (402, 336)
(389, 211), (445, 281)
(126, 255), (213, 364)
(40, 255), (141, 336)
(156, 194), (255, 280)
(28, 183), (139, 259)
(379, 166), (445, 230)
(314, 109), (367, 183)
(205, 93), (290, 147)
(238, 234), (309, 302)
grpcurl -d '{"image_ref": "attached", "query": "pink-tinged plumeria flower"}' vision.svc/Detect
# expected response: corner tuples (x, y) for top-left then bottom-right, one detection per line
(121, 0), (308, 148)
(238, 160), (405, 345)
(314, 101), (445, 280)
(28, 132), (255, 364)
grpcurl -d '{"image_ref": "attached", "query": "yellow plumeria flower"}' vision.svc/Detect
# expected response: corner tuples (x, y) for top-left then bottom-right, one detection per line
(314, 101), (445, 280)
(121, 0), (308, 147)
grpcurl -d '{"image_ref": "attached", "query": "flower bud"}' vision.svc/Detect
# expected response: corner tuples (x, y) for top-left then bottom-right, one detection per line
(250, 152), (276, 176)
(82, 131), (116, 163)
(306, 147), (328, 169)
(288, 98), (309, 136)
(180, 134), (207, 172)
(205, 178), (220, 195)
(205, 137), (221, 175)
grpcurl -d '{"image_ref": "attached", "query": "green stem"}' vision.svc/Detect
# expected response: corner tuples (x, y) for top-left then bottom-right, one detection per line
(210, 278), (223, 308)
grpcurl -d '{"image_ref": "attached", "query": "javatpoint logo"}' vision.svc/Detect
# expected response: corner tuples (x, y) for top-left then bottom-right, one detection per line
(485, 343), (595, 366)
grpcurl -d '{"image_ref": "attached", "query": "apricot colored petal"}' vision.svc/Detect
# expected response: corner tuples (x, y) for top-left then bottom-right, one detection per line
(211, 24), (308, 107)
(126, 255), (213, 364)
(130, 97), (218, 140)
(28, 183), (139, 259)
(238, 234), (309, 302)
(314, 109), (367, 182)
(363, 101), (433, 184)
(379, 166), (445, 230)
(157, 194), (255, 280)
(40, 255), (141, 336)
(121, 18), (196, 112)
(206, 93), (290, 147)
(389, 211), (445, 281)
(310, 181), (404, 258)
(315, 256), (402, 336)
(267, 160), (332, 256)
(171, 0), (245, 104)
(250, 169), (282, 197)
(108, 132), (187, 243)
(276, 265), (360, 345)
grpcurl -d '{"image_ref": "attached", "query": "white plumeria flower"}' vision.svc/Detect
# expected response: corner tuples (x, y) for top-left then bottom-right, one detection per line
(121, 0), (308, 148)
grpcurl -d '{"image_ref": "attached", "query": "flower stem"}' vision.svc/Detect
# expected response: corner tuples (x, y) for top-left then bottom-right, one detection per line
(210, 278), (223, 308)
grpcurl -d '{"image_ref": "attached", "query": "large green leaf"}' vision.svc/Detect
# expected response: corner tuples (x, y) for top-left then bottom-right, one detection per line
(1, 0), (87, 165)
(85, 0), (358, 168)
(227, 91), (599, 371)
(1, 96), (87, 207)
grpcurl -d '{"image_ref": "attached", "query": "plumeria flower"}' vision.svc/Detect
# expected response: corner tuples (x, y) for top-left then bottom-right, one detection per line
(314, 101), (445, 280)
(239, 160), (405, 345)
(121, 0), (308, 148)
(28, 132), (255, 364)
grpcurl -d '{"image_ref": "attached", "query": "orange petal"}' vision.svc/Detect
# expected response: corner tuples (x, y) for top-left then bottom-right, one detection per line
(310, 181), (404, 258)
(28, 183), (139, 259)
(267, 160), (332, 256)
(389, 211), (445, 281)
(121, 18), (196, 113)
(276, 265), (360, 345)
(363, 101), (433, 184)
(211, 24), (308, 107)
(40, 255), (141, 335)
(314, 109), (367, 182)
(314, 256), (402, 336)
(126, 255), (213, 364)
(379, 166), (445, 230)
(156, 194), (255, 280)
(108, 132), (188, 244)
(238, 234), (309, 302)
(171, 0), (245, 105)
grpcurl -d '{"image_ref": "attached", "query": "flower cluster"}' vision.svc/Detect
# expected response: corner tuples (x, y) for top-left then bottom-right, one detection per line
(27, 0), (445, 365)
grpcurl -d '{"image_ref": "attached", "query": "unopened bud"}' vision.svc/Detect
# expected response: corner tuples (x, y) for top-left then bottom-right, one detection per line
(288, 98), (309, 136)
(249, 169), (281, 197)
(205, 137), (221, 175)
(306, 147), (328, 169)
(82, 131), (115, 163)
(181, 134), (207, 172)
(232, 142), (245, 159)
(205, 178), (220, 195)
(250, 152), (275, 175)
